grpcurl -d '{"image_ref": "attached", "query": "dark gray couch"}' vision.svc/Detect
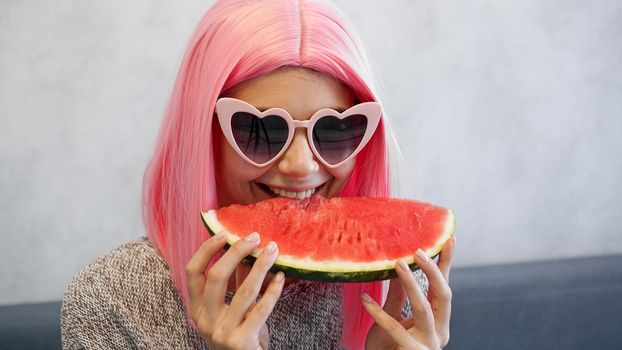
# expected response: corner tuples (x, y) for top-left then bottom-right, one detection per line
(2, 254), (621, 349)
(447, 254), (622, 349)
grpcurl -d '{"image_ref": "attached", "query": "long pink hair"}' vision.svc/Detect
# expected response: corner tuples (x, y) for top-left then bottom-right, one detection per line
(141, 0), (394, 348)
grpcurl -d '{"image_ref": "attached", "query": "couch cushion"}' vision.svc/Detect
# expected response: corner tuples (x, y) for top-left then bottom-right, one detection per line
(0, 301), (61, 349)
(447, 254), (622, 349)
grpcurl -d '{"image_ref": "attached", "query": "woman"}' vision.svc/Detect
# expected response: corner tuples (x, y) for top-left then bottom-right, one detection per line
(61, 0), (455, 349)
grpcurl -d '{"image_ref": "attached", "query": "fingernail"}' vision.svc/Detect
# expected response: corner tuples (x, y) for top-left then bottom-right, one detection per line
(416, 249), (429, 261)
(213, 231), (227, 241)
(275, 271), (284, 282)
(397, 259), (410, 272)
(245, 232), (260, 243)
(361, 293), (373, 304)
(264, 241), (277, 255)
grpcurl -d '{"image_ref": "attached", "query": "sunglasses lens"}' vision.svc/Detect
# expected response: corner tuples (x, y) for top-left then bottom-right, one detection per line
(312, 114), (368, 165)
(231, 112), (289, 164)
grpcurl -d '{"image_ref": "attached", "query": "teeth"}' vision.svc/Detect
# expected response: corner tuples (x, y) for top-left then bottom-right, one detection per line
(268, 186), (316, 200)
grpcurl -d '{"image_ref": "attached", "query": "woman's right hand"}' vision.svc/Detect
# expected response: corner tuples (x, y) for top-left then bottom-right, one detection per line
(185, 231), (284, 349)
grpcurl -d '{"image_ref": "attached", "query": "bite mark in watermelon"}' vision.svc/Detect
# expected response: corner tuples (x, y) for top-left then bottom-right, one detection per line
(200, 196), (455, 282)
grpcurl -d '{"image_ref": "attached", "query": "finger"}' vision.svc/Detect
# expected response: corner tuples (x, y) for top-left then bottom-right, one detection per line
(396, 259), (435, 337)
(383, 275), (407, 320)
(437, 236), (456, 282)
(361, 292), (418, 349)
(400, 317), (416, 329)
(221, 241), (279, 331)
(203, 232), (261, 316)
(414, 249), (452, 342)
(185, 231), (228, 319)
(258, 324), (270, 350)
(242, 271), (285, 335)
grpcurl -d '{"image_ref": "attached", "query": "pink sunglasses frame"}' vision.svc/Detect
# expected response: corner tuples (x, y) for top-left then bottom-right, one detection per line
(215, 97), (382, 168)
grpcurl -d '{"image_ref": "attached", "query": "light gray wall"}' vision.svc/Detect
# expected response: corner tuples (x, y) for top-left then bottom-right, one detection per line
(1, 0), (621, 305)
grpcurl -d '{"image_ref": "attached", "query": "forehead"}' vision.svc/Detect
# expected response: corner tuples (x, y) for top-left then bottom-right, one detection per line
(222, 67), (355, 120)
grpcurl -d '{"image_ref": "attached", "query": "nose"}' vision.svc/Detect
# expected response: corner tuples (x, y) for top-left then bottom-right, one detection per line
(277, 129), (320, 178)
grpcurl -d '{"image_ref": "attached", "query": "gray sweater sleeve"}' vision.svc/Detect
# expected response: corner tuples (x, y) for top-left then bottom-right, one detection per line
(60, 238), (209, 350)
(61, 270), (140, 349)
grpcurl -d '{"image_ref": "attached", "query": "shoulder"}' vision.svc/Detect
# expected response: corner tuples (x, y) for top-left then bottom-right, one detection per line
(61, 236), (192, 349)
(77, 236), (166, 277)
(63, 236), (171, 304)
(74, 236), (166, 281)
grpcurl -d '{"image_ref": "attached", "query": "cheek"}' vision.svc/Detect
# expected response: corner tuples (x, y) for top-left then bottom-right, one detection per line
(327, 157), (356, 182)
(215, 142), (269, 206)
(218, 141), (265, 184)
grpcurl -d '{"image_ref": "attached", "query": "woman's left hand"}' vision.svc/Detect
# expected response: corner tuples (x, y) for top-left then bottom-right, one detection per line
(362, 236), (456, 350)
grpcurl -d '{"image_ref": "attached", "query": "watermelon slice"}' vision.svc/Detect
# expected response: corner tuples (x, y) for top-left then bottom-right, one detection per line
(200, 196), (454, 282)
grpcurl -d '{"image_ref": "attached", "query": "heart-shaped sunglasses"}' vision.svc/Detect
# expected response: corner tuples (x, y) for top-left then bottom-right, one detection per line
(215, 97), (382, 168)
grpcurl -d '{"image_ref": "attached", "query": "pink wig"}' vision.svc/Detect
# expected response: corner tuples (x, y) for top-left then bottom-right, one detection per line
(141, 0), (394, 348)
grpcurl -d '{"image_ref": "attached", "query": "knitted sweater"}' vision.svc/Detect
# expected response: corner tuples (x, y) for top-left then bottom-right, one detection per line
(61, 236), (427, 349)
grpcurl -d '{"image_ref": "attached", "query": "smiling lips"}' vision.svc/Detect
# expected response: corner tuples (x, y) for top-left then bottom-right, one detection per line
(268, 186), (316, 200)
(256, 182), (321, 200)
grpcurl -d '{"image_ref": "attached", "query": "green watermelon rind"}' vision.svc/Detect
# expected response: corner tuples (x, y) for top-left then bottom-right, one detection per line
(200, 209), (455, 283)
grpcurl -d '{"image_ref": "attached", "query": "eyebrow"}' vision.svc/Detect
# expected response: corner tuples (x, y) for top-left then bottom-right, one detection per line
(256, 106), (347, 113)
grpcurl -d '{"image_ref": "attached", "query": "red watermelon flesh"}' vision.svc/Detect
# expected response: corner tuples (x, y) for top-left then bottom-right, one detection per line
(201, 196), (455, 282)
